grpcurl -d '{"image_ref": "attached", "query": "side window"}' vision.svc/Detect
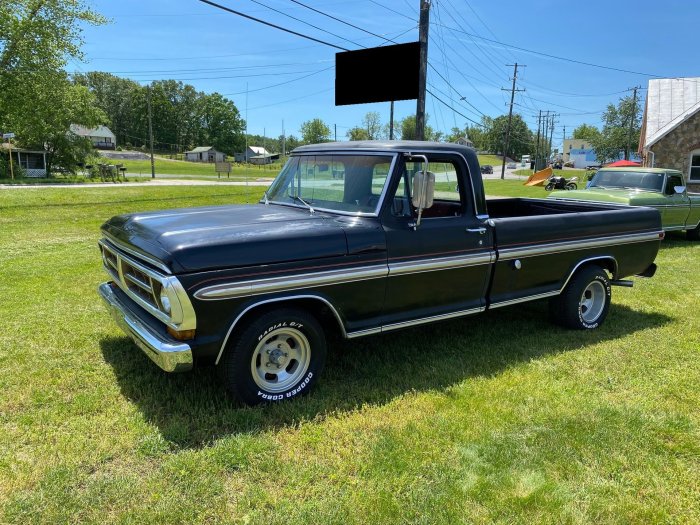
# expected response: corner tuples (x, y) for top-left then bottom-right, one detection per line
(665, 174), (683, 195)
(390, 158), (464, 218)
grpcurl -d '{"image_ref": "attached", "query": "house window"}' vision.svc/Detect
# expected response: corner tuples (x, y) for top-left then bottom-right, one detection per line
(690, 151), (700, 182)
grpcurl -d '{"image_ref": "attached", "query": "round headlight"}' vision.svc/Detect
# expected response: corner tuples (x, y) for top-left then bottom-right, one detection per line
(159, 288), (172, 315)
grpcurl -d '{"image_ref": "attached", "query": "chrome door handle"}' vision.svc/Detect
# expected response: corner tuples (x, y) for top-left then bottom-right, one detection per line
(467, 227), (487, 235)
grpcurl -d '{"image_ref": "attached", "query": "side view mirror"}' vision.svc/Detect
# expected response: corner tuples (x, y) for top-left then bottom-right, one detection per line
(412, 170), (435, 228)
(412, 170), (435, 210)
(674, 185), (686, 194)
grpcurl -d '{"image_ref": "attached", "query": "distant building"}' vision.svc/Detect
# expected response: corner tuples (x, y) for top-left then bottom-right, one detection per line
(235, 146), (279, 164)
(69, 124), (116, 150)
(1, 143), (47, 177)
(454, 136), (474, 148)
(185, 147), (226, 163)
(563, 139), (594, 166)
(639, 76), (700, 191)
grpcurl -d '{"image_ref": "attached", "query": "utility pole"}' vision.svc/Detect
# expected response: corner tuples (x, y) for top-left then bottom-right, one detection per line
(282, 119), (286, 156)
(548, 113), (557, 162)
(263, 127), (266, 158)
(500, 63), (525, 179)
(415, 0), (430, 140)
(534, 110), (542, 171)
(147, 86), (155, 179)
(626, 86), (639, 160)
(389, 101), (395, 140)
(245, 83), (249, 163)
(334, 123), (337, 141)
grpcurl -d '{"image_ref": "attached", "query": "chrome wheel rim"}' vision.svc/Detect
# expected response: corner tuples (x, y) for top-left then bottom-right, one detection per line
(251, 327), (311, 393)
(579, 281), (606, 323)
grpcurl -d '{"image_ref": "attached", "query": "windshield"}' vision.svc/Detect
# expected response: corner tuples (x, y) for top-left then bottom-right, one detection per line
(589, 170), (664, 192)
(265, 154), (395, 214)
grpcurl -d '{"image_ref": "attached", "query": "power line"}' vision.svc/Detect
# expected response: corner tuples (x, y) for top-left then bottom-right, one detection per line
(367, 0), (416, 21)
(432, 22), (662, 77)
(248, 87), (334, 111)
(197, 0), (350, 51)
(288, 0), (396, 45)
(426, 88), (485, 128)
(246, 0), (364, 48)
(221, 66), (334, 96)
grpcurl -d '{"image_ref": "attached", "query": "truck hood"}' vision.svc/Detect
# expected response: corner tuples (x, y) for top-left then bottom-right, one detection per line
(101, 204), (348, 273)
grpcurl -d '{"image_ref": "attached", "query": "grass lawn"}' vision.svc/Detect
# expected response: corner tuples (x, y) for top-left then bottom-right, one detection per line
(1, 186), (699, 524)
(110, 156), (283, 180)
(477, 154), (505, 166)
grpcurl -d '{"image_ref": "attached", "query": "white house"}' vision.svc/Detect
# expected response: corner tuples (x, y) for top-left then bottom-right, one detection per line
(69, 124), (117, 150)
(185, 146), (226, 163)
(454, 136), (474, 148)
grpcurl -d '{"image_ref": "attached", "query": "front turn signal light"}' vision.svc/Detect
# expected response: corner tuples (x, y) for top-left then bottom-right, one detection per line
(167, 327), (196, 341)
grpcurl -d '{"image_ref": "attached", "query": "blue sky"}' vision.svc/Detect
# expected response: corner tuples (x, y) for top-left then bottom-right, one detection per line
(75, 0), (699, 148)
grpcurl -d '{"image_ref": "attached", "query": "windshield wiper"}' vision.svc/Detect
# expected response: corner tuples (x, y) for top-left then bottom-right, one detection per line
(290, 194), (315, 214)
(263, 189), (270, 205)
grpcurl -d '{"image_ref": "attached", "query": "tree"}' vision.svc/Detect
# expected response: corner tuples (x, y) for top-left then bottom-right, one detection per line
(572, 123), (601, 142)
(300, 119), (331, 144)
(398, 115), (440, 141)
(346, 127), (370, 141)
(362, 111), (383, 140)
(0, 1), (107, 174)
(481, 114), (533, 159)
(590, 95), (642, 162)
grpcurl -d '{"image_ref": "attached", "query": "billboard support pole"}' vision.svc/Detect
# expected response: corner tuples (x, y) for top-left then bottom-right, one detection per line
(416, 0), (430, 141)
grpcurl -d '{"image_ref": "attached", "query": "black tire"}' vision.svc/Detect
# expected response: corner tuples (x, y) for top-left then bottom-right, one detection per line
(219, 308), (326, 405)
(545, 183), (554, 191)
(687, 225), (700, 240)
(565, 182), (577, 190)
(549, 266), (611, 330)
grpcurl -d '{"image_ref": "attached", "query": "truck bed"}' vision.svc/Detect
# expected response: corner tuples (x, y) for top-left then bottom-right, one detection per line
(483, 198), (662, 306)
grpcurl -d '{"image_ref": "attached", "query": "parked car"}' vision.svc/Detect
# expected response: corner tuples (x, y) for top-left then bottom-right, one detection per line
(564, 161), (575, 168)
(548, 167), (700, 239)
(99, 142), (662, 405)
(507, 162), (517, 169)
(480, 164), (493, 174)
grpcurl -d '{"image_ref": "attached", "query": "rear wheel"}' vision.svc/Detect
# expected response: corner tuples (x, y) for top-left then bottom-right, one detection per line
(219, 308), (326, 405)
(550, 266), (611, 329)
(545, 183), (554, 191)
(565, 182), (578, 190)
(687, 224), (700, 240)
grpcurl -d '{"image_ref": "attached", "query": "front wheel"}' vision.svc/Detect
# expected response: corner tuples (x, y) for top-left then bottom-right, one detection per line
(218, 308), (326, 405)
(545, 183), (554, 191)
(549, 266), (611, 329)
(565, 182), (578, 190)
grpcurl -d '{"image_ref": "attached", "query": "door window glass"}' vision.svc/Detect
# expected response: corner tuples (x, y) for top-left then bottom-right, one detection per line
(390, 159), (464, 218)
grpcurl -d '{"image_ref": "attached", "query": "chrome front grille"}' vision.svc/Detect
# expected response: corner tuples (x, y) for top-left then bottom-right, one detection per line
(99, 240), (168, 323)
(99, 238), (197, 332)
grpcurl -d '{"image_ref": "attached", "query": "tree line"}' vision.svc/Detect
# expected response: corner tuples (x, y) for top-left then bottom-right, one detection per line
(73, 72), (246, 156)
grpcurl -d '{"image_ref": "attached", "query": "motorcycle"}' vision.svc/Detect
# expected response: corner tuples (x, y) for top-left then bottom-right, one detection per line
(545, 175), (578, 191)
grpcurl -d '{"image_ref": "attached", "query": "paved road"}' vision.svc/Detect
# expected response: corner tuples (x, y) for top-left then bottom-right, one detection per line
(0, 179), (273, 189)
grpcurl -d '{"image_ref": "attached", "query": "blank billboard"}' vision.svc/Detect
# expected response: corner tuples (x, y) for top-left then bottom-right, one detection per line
(335, 42), (420, 106)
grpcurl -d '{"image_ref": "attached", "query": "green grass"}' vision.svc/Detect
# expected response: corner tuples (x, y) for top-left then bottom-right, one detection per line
(1, 186), (699, 524)
(477, 154), (505, 166)
(115, 156), (283, 179)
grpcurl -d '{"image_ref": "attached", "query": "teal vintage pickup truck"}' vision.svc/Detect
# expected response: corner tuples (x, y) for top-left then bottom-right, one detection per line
(549, 167), (700, 239)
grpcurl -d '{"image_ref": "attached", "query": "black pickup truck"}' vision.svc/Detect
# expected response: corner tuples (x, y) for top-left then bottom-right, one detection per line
(98, 141), (662, 405)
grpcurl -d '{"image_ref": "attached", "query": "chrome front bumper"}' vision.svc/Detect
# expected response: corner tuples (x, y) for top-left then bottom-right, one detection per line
(99, 282), (193, 372)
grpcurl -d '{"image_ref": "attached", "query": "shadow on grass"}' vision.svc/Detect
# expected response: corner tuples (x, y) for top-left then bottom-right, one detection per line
(100, 300), (670, 449)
